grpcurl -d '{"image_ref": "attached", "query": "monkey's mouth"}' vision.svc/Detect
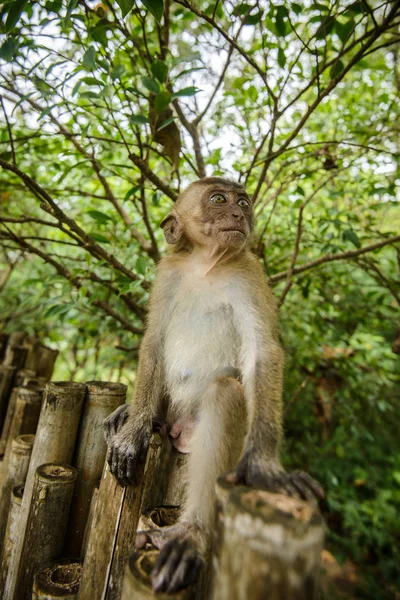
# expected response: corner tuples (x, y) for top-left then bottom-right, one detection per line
(220, 228), (245, 235)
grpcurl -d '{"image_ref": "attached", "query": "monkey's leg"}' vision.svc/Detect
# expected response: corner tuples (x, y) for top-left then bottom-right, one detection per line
(148, 374), (248, 594)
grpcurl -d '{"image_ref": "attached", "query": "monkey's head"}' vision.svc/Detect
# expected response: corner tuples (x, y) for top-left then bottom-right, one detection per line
(161, 177), (253, 252)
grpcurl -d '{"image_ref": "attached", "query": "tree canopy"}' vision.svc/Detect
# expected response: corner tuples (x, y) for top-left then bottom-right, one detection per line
(0, 0), (399, 596)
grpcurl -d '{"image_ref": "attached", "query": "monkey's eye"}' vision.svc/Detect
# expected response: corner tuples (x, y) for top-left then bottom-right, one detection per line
(210, 193), (227, 204)
(237, 197), (250, 208)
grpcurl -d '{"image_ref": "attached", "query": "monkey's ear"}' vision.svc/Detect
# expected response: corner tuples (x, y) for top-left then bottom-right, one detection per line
(160, 213), (184, 244)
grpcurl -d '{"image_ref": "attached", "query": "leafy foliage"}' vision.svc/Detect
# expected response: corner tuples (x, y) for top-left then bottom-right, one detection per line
(0, 1), (399, 595)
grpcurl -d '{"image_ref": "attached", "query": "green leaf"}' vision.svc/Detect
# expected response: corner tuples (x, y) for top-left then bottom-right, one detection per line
(141, 76), (160, 94)
(0, 38), (19, 62)
(83, 46), (96, 69)
(87, 210), (112, 224)
(129, 114), (149, 125)
(124, 186), (141, 201)
(343, 229), (360, 248)
(135, 256), (147, 276)
(330, 59), (344, 79)
(115, 0), (135, 18)
(277, 47), (286, 68)
(335, 18), (355, 43)
(141, 0), (164, 22)
(151, 60), (168, 83)
(156, 116), (175, 131)
(172, 86), (200, 98)
(154, 91), (171, 112)
(275, 6), (287, 37)
(5, 0), (28, 32)
(89, 232), (110, 244)
(65, 0), (78, 20)
(82, 76), (104, 86)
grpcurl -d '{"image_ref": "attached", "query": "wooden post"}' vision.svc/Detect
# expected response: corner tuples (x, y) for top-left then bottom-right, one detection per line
(4, 343), (28, 369)
(15, 463), (78, 600)
(0, 385), (42, 456)
(66, 382), (127, 558)
(36, 345), (59, 381)
(162, 446), (188, 506)
(211, 479), (325, 600)
(0, 484), (23, 596)
(120, 550), (194, 600)
(81, 486), (99, 560)
(3, 381), (86, 600)
(78, 432), (163, 600)
(32, 559), (82, 600)
(0, 434), (35, 546)
(0, 333), (9, 359)
(0, 365), (16, 430)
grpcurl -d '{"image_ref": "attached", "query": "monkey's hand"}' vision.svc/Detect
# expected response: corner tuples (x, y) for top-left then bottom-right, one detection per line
(103, 404), (130, 443)
(106, 414), (152, 487)
(226, 453), (324, 503)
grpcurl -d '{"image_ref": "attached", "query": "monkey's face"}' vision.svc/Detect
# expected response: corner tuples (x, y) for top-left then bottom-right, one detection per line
(200, 186), (252, 248)
(161, 179), (253, 251)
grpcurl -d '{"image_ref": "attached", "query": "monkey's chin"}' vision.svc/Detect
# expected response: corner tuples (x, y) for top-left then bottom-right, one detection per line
(218, 230), (246, 248)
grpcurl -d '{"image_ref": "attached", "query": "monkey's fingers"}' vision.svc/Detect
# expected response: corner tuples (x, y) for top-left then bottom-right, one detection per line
(291, 470), (325, 500)
(103, 404), (129, 440)
(166, 546), (203, 594)
(152, 539), (185, 592)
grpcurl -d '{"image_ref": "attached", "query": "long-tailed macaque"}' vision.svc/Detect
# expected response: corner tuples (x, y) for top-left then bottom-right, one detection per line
(104, 177), (323, 594)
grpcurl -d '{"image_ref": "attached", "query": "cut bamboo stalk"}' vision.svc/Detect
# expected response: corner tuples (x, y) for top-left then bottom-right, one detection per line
(0, 365), (16, 431)
(105, 432), (164, 600)
(121, 550), (194, 600)
(66, 381), (127, 558)
(80, 485), (99, 560)
(212, 479), (325, 600)
(0, 385), (42, 456)
(32, 559), (82, 600)
(7, 331), (26, 346)
(3, 381), (86, 600)
(0, 434), (35, 547)
(15, 463), (78, 600)
(4, 344), (28, 369)
(0, 333), (9, 359)
(78, 431), (163, 600)
(36, 345), (59, 381)
(162, 446), (188, 506)
(0, 484), (24, 596)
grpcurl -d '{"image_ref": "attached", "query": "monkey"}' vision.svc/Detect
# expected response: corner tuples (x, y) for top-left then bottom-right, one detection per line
(104, 177), (324, 594)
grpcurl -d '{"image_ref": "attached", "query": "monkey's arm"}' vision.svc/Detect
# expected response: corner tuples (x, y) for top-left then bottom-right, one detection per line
(230, 263), (323, 501)
(104, 262), (175, 486)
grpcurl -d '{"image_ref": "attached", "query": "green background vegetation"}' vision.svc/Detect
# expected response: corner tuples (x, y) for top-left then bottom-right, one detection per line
(0, 0), (399, 596)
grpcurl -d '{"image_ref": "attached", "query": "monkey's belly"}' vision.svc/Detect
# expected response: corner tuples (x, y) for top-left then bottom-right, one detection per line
(164, 304), (240, 408)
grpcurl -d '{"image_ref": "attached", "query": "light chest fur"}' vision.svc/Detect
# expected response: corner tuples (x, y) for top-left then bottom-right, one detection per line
(163, 257), (257, 411)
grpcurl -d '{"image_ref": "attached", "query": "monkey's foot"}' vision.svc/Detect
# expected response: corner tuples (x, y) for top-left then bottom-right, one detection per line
(103, 404), (130, 443)
(151, 539), (204, 594)
(136, 522), (204, 593)
(227, 461), (324, 503)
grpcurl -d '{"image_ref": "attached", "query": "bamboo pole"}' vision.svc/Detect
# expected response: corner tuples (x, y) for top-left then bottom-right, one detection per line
(81, 486), (99, 560)
(121, 550), (194, 600)
(0, 484), (23, 596)
(15, 463), (78, 599)
(66, 381), (127, 558)
(0, 434), (35, 546)
(211, 479), (325, 600)
(32, 559), (82, 600)
(0, 385), (42, 456)
(162, 446), (188, 506)
(3, 381), (86, 600)
(36, 345), (59, 380)
(4, 343), (28, 369)
(0, 333), (9, 359)
(0, 365), (16, 430)
(78, 432), (163, 600)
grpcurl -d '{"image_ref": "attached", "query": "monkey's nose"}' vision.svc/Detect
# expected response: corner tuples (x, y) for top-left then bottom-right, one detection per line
(232, 211), (243, 219)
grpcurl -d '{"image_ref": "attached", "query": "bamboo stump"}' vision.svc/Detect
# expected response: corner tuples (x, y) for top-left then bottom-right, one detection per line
(0, 333), (9, 359)
(121, 550), (194, 600)
(66, 381), (127, 558)
(3, 381), (86, 600)
(0, 434), (35, 546)
(0, 365), (16, 430)
(15, 463), (78, 600)
(0, 385), (42, 456)
(32, 559), (82, 600)
(78, 431), (164, 600)
(212, 479), (325, 600)
(4, 343), (28, 369)
(0, 484), (24, 595)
